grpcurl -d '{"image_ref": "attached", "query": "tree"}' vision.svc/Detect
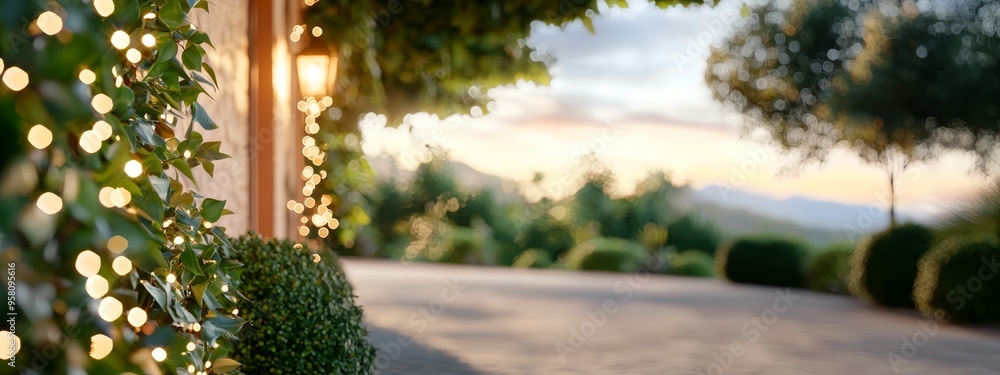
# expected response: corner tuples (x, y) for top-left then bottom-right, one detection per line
(707, 0), (1000, 226)
(1, 0), (244, 373)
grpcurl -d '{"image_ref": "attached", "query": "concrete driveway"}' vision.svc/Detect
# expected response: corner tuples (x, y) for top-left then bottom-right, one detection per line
(342, 258), (1000, 375)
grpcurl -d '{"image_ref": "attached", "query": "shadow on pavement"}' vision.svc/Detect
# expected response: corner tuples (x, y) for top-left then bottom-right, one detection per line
(368, 325), (487, 375)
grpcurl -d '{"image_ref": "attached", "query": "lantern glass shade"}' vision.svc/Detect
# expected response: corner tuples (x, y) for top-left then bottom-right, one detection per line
(296, 46), (338, 97)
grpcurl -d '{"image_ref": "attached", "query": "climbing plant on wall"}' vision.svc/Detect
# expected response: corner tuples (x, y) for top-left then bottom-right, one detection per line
(0, 0), (244, 373)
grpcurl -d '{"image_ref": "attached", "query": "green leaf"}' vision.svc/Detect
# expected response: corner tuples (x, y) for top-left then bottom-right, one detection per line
(201, 198), (225, 222)
(182, 46), (204, 71)
(143, 276), (168, 309)
(202, 314), (245, 344)
(170, 158), (196, 181)
(181, 249), (204, 276)
(149, 175), (170, 201)
(202, 63), (218, 86)
(156, 40), (178, 66)
(192, 102), (218, 130)
(160, 1), (185, 29)
(191, 280), (208, 306)
(211, 358), (241, 373)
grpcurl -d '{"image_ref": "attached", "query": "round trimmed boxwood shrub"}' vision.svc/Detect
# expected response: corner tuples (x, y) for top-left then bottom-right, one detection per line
(807, 243), (854, 294)
(668, 250), (715, 277)
(576, 237), (647, 272)
(230, 235), (376, 374)
(715, 237), (810, 287)
(915, 236), (1000, 324)
(512, 249), (554, 268)
(849, 223), (935, 307)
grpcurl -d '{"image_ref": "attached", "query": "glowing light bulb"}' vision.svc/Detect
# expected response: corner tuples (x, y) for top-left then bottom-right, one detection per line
(2, 67), (29, 91)
(89, 334), (113, 359)
(112, 256), (132, 275)
(91, 93), (113, 114)
(110, 30), (129, 50)
(92, 120), (113, 141)
(75, 250), (101, 277)
(36, 11), (63, 36)
(124, 160), (142, 178)
(172, 236), (183, 245)
(0, 331), (20, 360)
(85, 276), (109, 298)
(79, 69), (96, 84)
(27, 125), (53, 149)
(107, 235), (129, 254)
(143, 12), (156, 20)
(192, 322), (201, 332)
(151, 347), (166, 362)
(312, 26), (323, 37)
(94, 0), (115, 17)
(312, 254), (321, 263)
(36, 192), (62, 215)
(126, 48), (141, 63)
(79, 130), (102, 154)
(186, 342), (196, 351)
(126, 307), (147, 327)
(221, 285), (229, 293)
(166, 273), (176, 283)
(141, 34), (156, 47)
(97, 297), (123, 321)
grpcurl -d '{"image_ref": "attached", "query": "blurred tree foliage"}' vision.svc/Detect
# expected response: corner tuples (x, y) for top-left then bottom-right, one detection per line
(305, 0), (705, 128)
(0, 0), (245, 373)
(707, 0), (1000, 224)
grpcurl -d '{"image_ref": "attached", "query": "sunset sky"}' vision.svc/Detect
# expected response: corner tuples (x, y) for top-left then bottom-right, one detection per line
(359, 0), (991, 219)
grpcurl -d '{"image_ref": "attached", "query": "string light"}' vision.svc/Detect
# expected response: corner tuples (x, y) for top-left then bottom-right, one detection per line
(124, 160), (142, 178)
(94, 0), (115, 17)
(151, 347), (167, 362)
(27, 125), (53, 149)
(112, 256), (132, 275)
(85, 276), (109, 298)
(143, 12), (156, 20)
(91, 93), (113, 114)
(97, 296), (123, 321)
(79, 130), (103, 153)
(75, 250), (101, 277)
(0, 331), (19, 360)
(36, 11), (63, 35)
(110, 30), (130, 50)
(93, 120), (113, 140)
(126, 307), (147, 327)
(107, 235), (129, 253)
(36, 192), (63, 215)
(141, 34), (156, 47)
(126, 48), (142, 63)
(312, 26), (323, 37)
(79, 69), (96, 84)
(166, 273), (176, 283)
(90, 334), (113, 359)
(2, 67), (29, 91)
(186, 342), (196, 351)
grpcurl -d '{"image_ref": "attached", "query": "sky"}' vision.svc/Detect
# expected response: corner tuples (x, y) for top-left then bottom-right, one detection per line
(358, 0), (991, 219)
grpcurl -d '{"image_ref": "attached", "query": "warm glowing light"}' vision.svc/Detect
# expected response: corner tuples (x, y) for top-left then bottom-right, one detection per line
(98, 297), (123, 321)
(141, 34), (156, 47)
(27, 125), (53, 149)
(318, 227), (329, 238)
(312, 26), (323, 37)
(188, 365), (195, 373)
(2, 67), (29, 91)
(221, 284), (229, 293)
(151, 347), (167, 362)
(75, 250), (101, 277)
(115, 75), (123, 88)
(126, 307), (147, 327)
(192, 322), (201, 332)
(328, 218), (340, 229)
(36, 192), (63, 215)
(205, 360), (212, 369)
(109, 187), (131, 207)
(312, 254), (321, 263)
(37, 11), (63, 36)
(108, 235), (129, 253)
(172, 236), (183, 245)
(91, 93), (113, 114)
(79, 69), (96, 84)
(143, 12), (156, 20)
(93, 120), (113, 141)
(186, 342), (196, 351)
(85, 276), (109, 298)
(296, 53), (337, 97)
(94, 0), (115, 17)
(298, 226), (309, 236)
(112, 256), (132, 275)
(90, 334), (113, 359)
(126, 48), (142, 63)
(79, 130), (103, 154)
(293, 25), (304, 34)
(183, 150), (192, 158)
(0, 331), (20, 360)
(124, 160), (142, 178)
(166, 273), (176, 283)
(232, 308), (239, 315)
(163, 219), (173, 228)
(111, 30), (130, 49)
(0, 57), (4, 73)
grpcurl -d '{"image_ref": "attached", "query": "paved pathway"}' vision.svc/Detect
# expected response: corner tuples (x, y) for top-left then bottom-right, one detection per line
(342, 258), (1000, 375)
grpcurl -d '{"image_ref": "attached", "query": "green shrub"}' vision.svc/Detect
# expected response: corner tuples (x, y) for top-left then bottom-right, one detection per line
(849, 223), (935, 307)
(574, 237), (647, 272)
(439, 227), (481, 263)
(669, 250), (715, 277)
(915, 236), (1000, 324)
(715, 237), (810, 287)
(807, 243), (854, 294)
(230, 235), (376, 374)
(667, 215), (723, 255)
(512, 249), (554, 268)
(517, 214), (576, 259)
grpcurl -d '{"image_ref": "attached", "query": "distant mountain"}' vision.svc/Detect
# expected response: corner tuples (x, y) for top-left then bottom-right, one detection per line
(685, 185), (924, 232)
(365, 156), (908, 245)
